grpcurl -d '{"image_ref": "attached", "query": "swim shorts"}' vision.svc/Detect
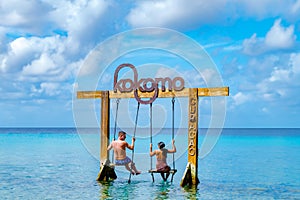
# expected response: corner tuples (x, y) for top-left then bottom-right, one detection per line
(115, 156), (132, 165)
(157, 165), (171, 172)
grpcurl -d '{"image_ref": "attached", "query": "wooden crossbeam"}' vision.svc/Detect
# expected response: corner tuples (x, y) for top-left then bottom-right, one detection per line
(77, 87), (229, 99)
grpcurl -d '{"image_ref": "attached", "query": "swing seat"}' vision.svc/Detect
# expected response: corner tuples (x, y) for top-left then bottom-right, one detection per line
(148, 169), (177, 182)
(148, 169), (177, 174)
(106, 162), (127, 168)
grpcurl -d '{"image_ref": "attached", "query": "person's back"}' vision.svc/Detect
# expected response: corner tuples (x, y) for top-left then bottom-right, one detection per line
(107, 131), (141, 175)
(111, 140), (127, 160)
(155, 148), (168, 171)
(150, 140), (176, 172)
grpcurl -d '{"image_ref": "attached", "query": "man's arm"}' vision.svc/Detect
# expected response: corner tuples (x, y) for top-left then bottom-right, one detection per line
(127, 137), (135, 150)
(168, 139), (176, 153)
(149, 143), (155, 156)
(107, 141), (113, 150)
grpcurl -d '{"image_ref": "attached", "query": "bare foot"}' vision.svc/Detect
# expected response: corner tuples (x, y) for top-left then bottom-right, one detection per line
(135, 171), (141, 175)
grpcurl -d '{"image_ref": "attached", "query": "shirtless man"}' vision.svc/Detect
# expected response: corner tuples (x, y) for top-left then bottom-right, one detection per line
(150, 139), (176, 180)
(107, 131), (141, 175)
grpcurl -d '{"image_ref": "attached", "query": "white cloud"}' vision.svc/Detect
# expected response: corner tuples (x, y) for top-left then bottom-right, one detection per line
(242, 19), (296, 55)
(155, 67), (180, 78)
(49, 0), (112, 55)
(242, 33), (265, 55)
(30, 82), (60, 96)
(230, 1), (300, 22)
(127, 0), (228, 29)
(232, 92), (250, 105)
(30, 81), (74, 98)
(291, 0), (300, 14)
(269, 67), (291, 82)
(1, 37), (41, 72)
(0, 0), (54, 33)
(23, 53), (60, 76)
(265, 19), (296, 49)
(290, 53), (300, 74)
(237, 0), (285, 19)
(40, 82), (60, 96)
(255, 53), (300, 105)
(127, 0), (300, 29)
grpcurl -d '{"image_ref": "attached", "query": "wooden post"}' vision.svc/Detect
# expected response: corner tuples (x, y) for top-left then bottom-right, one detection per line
(180, 88), (200, 187)
(100, 91), (110, 165)
(188, 88), (199, 185)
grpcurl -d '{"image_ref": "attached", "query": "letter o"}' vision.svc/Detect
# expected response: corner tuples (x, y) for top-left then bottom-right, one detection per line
(122, 79), (134, 92)
(173, 77), (185, 91)
(142, 78), (155, 92)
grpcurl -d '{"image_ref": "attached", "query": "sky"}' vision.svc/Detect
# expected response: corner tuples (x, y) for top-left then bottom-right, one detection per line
(0, 0), (300, 128)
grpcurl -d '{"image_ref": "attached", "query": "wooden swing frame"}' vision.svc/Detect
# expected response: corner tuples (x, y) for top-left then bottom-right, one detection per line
(77, 87), (229, 186)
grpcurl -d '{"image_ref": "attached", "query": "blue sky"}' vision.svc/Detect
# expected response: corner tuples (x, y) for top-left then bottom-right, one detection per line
(0, 0), (300, 128)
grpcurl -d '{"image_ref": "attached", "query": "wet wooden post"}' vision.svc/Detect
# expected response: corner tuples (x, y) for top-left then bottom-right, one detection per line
(100, 91), (110, 165)
(77, 91), (117, 181)
(189, 88), (199, 185)
(180, 88), (200, 187)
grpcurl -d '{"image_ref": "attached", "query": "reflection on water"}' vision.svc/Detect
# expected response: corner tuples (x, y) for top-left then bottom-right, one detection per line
(98, 179), (187, 200)
(155, 183), (170, 200)
(98, 181), (113, 200)
(182, 186), (198, 200)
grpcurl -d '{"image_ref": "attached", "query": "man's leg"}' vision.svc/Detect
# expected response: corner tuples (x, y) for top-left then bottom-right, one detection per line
(130, 162), (141, 175)
(125, 163), (134, 174)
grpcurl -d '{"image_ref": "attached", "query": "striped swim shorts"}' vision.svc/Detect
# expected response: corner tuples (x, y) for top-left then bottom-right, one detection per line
(115, 156), (132, 165)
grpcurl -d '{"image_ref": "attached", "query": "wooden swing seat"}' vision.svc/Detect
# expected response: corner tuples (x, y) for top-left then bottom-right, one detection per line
(148, 169), (177, 182)
(148, 169), (177, 174)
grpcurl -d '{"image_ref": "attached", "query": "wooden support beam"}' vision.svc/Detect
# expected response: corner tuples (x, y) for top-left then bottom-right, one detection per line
(180, 88), (200, 187)
(77, 87), (229, 99)
(100, 91), (110, 165)
(188, 88), (199, 185)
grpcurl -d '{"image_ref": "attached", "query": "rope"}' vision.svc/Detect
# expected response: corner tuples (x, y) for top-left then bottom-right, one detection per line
(172, 97), (175, 170)
(128, 102), (140, 183)
(150, 103), (153, 170)
(112, 98), (120, 163)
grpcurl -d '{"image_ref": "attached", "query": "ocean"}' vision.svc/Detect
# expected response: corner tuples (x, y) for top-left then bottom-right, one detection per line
(0, 128), (299, 199)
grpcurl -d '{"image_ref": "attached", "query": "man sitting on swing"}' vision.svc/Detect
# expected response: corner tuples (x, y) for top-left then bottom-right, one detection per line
(107, 131), (141, 175)
(150, 139), (176, 181)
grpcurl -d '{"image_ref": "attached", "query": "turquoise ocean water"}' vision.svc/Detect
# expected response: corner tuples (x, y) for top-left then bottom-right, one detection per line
(0, 128), (299, 199)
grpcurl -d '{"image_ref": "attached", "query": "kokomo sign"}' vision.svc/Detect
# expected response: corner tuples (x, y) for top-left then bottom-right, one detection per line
(113, 63), (185, 104)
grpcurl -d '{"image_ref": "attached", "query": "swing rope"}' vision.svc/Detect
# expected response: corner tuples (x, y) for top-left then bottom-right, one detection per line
(170, 97), (176, 183)
(171, 97), (175, 171)
(128, 102), (140, 184)
(111, 98), (120, 164)
(148, 98), (177, 182)
(150, 103), (153, 170)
